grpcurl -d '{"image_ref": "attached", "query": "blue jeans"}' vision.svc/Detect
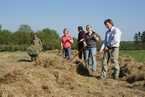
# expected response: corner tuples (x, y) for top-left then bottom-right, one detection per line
(85, 47), (97, 72)
(63, 48), (71, 60)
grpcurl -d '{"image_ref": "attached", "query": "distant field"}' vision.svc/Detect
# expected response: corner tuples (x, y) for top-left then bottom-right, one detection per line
(120, 50), (145, 62)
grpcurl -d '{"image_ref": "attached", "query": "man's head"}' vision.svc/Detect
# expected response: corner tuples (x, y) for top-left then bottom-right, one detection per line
(104, 19), (114, 29)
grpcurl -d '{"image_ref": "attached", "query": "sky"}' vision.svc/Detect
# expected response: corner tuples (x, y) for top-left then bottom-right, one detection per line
(0, 0), (145, 41)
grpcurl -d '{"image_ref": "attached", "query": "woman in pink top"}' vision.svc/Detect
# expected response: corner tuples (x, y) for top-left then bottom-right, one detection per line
(61, 28), (73, 60)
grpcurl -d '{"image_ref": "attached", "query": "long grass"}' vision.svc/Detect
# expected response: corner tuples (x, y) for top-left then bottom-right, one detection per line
(120, 50), (145, 62)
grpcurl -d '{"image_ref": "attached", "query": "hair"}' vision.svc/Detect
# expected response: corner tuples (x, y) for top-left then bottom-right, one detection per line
(86, 25), (92, 30)
(78, 26), (83, 32)
(104, 19), (114, 26)
(63, 28), (68, 34)
(86, 25), (94, 32)
(86, 25), (92, 28)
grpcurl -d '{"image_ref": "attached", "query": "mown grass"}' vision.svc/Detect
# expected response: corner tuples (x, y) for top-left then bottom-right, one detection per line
(120, 50), (145, 62)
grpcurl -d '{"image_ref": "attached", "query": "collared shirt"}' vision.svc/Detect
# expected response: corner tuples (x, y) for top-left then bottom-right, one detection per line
(100, 26), (122, 51)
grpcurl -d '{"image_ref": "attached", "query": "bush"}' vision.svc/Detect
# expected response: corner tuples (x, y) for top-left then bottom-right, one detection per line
(0, 25), (61, 51)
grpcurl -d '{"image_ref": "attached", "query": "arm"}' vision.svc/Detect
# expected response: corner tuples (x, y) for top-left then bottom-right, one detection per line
(60, 38), (63, 49)
(39, 39), (43, 51)
(100, 41), (105, 52)
(99, 32), (108, 52)
(67, 36), (74, 44)
(95, 33), (100, 42)
(39, 39), (43, 47)
(70, 38), (74, 44)
(92, 32), (100, 42)
(79, 32), (86, 42)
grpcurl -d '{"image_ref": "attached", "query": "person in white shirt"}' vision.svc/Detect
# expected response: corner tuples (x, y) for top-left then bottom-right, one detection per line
(100, 19), (122, 79)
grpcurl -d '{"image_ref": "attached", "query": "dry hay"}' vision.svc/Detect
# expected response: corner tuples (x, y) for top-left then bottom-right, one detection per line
(119, 56), (145, 76)
(0, 52), (144, 97)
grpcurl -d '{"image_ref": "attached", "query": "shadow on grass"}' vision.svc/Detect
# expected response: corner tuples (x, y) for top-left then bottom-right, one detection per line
(75, 61), (90, 77)
(18, 59), (32, 62)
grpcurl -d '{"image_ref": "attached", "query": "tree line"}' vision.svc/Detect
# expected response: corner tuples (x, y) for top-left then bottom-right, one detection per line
(134, 31), (145, 50)
(0, 24), (144, 51)
(0, 24), (64, 51)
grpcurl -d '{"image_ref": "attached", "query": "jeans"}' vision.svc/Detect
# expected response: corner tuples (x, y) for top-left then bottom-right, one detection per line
(63, 48), (71, 60)
(85, 47), (97, 72)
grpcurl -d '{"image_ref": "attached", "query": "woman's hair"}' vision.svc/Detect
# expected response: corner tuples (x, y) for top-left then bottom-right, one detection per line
(86, 25), (93, 31)
(86, 25), (92, 29)
(104, 19), (114, 26)
(63, 28), (68, 34)
(78, 26), (83, 32)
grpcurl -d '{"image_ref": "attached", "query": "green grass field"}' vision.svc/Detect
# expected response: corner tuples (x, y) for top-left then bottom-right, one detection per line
(120, 50), (145, 62)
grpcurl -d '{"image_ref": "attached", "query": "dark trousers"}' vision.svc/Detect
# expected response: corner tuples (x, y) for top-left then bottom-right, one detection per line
(63, 48), (71, 60)
(78, 43), (85, 60)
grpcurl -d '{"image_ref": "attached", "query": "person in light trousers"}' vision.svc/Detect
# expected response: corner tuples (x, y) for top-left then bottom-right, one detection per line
(100, 19), (122, 79)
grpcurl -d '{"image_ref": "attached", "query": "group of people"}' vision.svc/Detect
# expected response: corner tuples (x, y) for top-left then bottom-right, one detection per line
(27, 18), (122, 80)
(60, 19), (122, 79)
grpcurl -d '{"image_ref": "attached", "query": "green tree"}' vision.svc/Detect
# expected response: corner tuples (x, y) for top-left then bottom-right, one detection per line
(141, 31), (145, 43)
(12, 25), (33, 45)
(134, 31), (145, 49)
(134, 32), (142, 43)
(17, 24), (33, 33)
(0, 29), (12, 44)
(37, 28), (60, 50)
(0, 25), (2, 31)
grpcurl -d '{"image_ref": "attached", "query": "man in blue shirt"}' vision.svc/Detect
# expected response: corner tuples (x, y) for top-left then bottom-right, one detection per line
(100, 19), (122, 79)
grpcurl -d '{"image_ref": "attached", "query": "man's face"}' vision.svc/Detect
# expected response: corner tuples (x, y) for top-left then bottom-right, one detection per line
(105, 22), (113, 29)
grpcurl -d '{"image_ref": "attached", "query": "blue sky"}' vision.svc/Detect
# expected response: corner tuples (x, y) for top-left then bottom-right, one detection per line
(0, 0), (145, 41)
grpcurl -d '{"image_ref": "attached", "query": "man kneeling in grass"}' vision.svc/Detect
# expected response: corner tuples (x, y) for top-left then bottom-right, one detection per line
(27, 34), (42, 62)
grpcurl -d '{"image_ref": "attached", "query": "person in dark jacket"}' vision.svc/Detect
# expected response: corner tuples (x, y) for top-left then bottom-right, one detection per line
(77, 26), (86, 60)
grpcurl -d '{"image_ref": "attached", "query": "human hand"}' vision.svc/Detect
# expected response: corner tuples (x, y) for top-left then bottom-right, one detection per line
(80, 39), (84, 42)
(104, 47), (109, 52)
(83, 42), (87, 47)
(93, 35), (99, 41)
